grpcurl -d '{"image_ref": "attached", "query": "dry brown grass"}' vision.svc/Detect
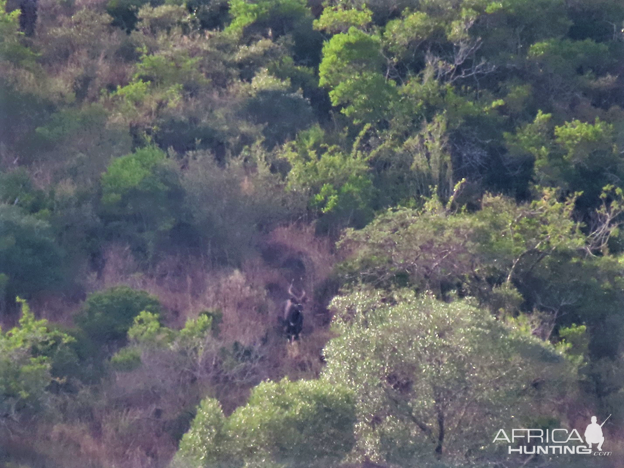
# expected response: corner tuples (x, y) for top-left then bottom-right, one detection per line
(264, 223), (334, 289)
(4, 224), (340, 468)
(92, 223), (337, 344)
(30, 293), (83, 326)
(90, 245), (206, 327)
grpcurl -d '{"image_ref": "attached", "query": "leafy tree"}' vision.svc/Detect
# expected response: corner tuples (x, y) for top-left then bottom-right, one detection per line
(182, 0), (230, 30)
(527, 38), (610, 78)
(338, 189), (584, 294)
(24, 103), (132, 180)
(337, 202), (477, 292)
(284, 130), (375, 232)
(74, 286), (161, 345)
(241, 69), (315, 147)
(106, 0), (153, 32)
(109, 78), (183, 134)
(0, 298), (74, 423)
(313, 5), (372, 34)
(228, 0), (322, 65)
(507, 113), (624, 211)
(566, 0), (624, 43)
(0, 169), (49, 215)
(382, 9), (437, 60)
(111, 310), (225, 401)
(113, 310), (213, 369)
(101, 146), (169, 206)
(319, 27), (396, 123)
(174, 378), (356, 468)
(228, 0), (308, 34)
(0, 0), (38, 66)
(519, 252), (624, 358)
(474, 189), (585, 284)
(322, 287), (578, 465)
(100, 146), (184, 259)
(0, 205), (64, 308)
(134, 46), (209, 93)
(135, 4), (194, 35)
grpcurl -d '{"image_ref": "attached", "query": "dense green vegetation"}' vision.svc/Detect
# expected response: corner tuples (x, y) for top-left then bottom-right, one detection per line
(1, 0), (624, 466)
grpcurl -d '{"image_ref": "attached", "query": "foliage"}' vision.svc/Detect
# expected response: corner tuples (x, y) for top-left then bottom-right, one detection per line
(507, 113), (623, 207)
(0, 205), (65, 304)
(3, 0), (624, 464)
(75, 286), (162, 345)
(0, 298), (74, 422)
(173, 397), (230, 467)
(174, 378), (356, 468)
(124, 310), (212, 357)
(338, 189), (584, 293)
(134, 47), (209, 92)
(0, 169), (49, 214)
(107, 0), (152, 32)
(242, 70), (315, 146)
(323, 287), (577, 465)
(228, 0), (322, 65)
(25, 104), (132, 180)
(182, 0), (230, 30)
(100, 146), (184, 260)
(110, 346), (142, 371)
(0, 0), (38, 66)
(228, 0), (308, 34)
(181, 150), (304, 263)
(319, 28), (395, 123)
(101, 146), (167, 206)
(314, 5), (372, 34)
(284, 129), (375, 232)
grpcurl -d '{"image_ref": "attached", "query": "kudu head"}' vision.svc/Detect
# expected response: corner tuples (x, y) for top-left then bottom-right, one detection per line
(288, 283), (306, 306)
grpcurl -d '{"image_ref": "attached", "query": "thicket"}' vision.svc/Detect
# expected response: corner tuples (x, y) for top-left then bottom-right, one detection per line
(2, 0), (624, 466)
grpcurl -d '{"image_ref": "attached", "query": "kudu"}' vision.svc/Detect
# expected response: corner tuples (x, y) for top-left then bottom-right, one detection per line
(281, 283), (305, 343)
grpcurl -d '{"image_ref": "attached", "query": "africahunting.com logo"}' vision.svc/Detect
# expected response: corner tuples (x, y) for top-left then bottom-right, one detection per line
(493, 415), (612, 457)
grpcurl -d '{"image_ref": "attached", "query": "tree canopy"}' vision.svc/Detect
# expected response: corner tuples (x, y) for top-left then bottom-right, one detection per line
(2, 0), (624, 465)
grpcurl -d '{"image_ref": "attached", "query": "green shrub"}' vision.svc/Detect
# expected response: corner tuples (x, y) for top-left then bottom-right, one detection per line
(0, 169), (50, 215)
(0, 299), (74, 421)
(100, 146), (184, 261)
(228, 0), (322, 65)
(75, 286), (162, 345)
(107, 0), (152, 32)
(323, 287), (579, 465)
(243, 89), (314, 148)
(174, 378), (355, 468)
(111, 347), (142, 371)
(184, 0), (230, 30)
(0, 205), (64, 305)
(284, 133), (376, 233)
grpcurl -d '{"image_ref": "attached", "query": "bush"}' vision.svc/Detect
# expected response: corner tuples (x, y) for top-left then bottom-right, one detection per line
(174, 378), (356, 468)
(111, 347), (142, 371)
(0, 205), (64, 306)
(184, 0), (230, 30)
(181, 152), (304, 264)
(107, 0), (152, 32)
(0, 169), (50, 215)
(323, 287), (579, 465)
(0, 299), (74, 422)
(75, 286), (162, 345)
(243, 89), (314, 148)
(284, 134), (376, 233)
(100, 146), (184, 261)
